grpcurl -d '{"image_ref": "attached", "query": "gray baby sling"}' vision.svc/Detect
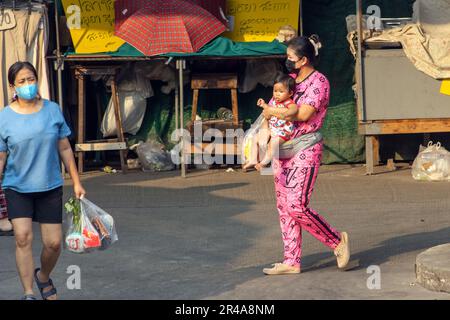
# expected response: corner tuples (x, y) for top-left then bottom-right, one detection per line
(277, 132), (323, 159)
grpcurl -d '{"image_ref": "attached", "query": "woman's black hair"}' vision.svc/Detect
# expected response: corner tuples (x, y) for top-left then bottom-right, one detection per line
(287, 34), (322, 66)
(8, 61), (39, 86)
(7, 61), (39, 102)
(274, 73), (296, 93)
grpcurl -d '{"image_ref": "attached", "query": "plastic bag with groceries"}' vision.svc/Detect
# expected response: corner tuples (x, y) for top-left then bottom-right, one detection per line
(64, 197), (118, 253)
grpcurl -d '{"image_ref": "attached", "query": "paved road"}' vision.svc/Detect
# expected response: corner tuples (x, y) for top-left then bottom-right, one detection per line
(1, 165), (449, 300)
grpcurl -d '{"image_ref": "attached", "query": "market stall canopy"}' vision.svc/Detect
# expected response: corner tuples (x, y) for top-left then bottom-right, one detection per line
(114, 0), (226, 56)
(64, 36), (287, 58)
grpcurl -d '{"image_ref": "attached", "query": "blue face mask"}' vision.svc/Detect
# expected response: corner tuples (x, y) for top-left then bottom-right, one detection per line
(15, 83), (38, 100)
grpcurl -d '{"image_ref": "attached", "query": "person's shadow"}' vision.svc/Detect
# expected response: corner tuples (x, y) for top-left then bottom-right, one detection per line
(300, 227), (450, 272)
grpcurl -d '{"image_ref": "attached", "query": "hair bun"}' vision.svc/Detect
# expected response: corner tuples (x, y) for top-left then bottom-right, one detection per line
(308, 34), (322, 56)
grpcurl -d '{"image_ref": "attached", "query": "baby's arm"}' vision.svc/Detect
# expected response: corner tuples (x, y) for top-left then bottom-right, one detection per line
(257, 98), (270, 109)
(266, 103), (298, 120)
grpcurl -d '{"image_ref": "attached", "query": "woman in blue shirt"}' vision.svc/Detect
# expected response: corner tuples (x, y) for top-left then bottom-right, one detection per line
(0, 61), (86, 300)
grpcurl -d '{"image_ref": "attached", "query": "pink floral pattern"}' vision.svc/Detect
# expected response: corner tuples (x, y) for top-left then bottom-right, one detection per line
(291, 70), (330, 138)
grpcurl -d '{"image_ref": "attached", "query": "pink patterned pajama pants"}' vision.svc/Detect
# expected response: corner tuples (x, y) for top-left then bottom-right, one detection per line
(273, 142), (341, 267)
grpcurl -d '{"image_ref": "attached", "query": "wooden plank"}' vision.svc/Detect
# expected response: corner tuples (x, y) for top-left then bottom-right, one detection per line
(76, 142), (127, 152)
(84, 138), (119, 143)
(186, 143), (241, 155)
(359, 119), (450, 135)
(75, 66), (120, 76)
(191, 73), (238, 89)
(187, 119), (244, 135)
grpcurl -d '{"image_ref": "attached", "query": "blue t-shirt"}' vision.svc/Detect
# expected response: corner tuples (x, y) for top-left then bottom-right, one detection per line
(0, 99), (71, 193)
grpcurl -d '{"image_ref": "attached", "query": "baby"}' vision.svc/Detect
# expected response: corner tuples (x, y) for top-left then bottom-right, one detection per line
(243, 74), (298, 171)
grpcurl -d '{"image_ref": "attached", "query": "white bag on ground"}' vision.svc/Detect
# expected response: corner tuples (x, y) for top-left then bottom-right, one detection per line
(412, 141), (450, 181)
(135, 140), (175, 172)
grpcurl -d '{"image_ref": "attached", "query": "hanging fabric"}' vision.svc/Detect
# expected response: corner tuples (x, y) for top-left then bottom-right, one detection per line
(0, 3), (50, 107)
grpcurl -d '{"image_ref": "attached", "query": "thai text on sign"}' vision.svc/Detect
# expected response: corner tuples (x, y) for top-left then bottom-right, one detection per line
(62, 0), (124, 54)
(224, 0), (300, 42)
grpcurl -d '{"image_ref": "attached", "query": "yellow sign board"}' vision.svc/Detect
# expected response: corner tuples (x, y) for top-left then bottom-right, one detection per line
(62, 0), (125, 54)
(223, 0), (300, 42)
(441, 80), (450, 96)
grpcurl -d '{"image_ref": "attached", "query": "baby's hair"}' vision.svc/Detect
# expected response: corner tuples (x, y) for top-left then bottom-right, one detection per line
(274, 73), (296, 93)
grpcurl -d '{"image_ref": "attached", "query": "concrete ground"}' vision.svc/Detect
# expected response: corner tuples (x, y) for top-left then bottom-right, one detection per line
(1, 164), (449, 300)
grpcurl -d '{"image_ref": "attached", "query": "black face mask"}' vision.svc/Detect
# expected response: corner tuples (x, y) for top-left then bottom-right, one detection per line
(285, 59), (300, 73)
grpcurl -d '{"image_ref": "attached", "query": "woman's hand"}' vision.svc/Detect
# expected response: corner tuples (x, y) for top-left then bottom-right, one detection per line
(262, 107), (272, 120)
(257, 98), (266, 108)
(74, 183), (86, 199)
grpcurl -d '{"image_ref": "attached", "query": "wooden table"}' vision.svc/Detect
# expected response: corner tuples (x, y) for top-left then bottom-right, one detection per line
(73, 66), (128, 174)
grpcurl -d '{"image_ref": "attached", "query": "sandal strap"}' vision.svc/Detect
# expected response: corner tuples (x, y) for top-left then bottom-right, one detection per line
(34, 269), (52, 289)
(41, 285), (57, 300)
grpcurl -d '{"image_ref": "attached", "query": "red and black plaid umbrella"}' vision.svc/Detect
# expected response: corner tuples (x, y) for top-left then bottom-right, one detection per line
(115, 0), (226, 56)
(187, 0), (227, 24)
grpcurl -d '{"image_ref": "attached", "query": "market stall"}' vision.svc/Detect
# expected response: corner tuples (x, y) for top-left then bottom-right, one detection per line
(352, 0), (450, 174)
(51, 0), (301, 176)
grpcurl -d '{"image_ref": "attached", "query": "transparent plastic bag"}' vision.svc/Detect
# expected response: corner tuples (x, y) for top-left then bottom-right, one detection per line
(135, 140), (175, 172)
(242, 114), (268, 165)
(412, 141), (450, 181)
(64, 198), (118, 253)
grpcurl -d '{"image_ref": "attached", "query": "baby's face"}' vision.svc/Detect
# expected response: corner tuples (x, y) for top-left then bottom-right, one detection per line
(273, 83), (292, 103)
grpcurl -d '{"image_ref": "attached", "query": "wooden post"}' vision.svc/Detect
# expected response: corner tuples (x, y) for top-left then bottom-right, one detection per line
(77, 72), (85, 174)
(372, 136), (380, 166)
(231, 88), (239, 126)
(110, 73), (128, 174)
(365, 135), (374, 175)
(192, 89), (199, 122)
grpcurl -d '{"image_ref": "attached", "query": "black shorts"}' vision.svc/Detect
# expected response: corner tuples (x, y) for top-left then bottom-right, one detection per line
(4, 187), (63, 224)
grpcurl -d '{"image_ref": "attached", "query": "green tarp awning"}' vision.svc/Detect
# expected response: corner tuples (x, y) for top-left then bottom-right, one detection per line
(65, 37), (287, 58)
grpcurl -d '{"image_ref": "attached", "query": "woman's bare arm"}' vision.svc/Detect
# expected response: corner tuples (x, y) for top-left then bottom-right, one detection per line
(263, 103), (315, 122)
(0, 152), (6, 182)
(58, 138), (86, 199)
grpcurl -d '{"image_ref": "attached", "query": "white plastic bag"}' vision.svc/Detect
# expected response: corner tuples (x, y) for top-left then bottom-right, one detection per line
(135, 140), (175, 172)
(242, 114), (268, 165)
(64, 198), (118, 254)
(412, 141), (450, 181)
(101, 92), (148, 137)
(101, 63), (153, 137)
